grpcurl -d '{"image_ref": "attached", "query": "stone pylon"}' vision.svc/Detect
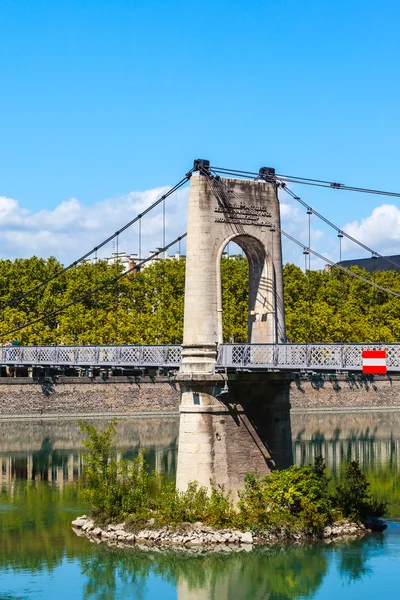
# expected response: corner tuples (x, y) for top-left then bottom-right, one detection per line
(180, 168), (286, 374)
(176, 164), (292, 494)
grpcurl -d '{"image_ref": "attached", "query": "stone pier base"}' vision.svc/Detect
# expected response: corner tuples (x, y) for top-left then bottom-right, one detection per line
(176, 374), (293, 495)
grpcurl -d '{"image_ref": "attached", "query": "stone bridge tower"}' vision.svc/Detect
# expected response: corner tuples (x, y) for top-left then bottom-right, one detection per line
(176, 161), (292, 494)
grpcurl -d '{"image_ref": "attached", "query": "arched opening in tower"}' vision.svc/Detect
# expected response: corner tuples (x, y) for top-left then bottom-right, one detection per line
(217, 234), (277, 344)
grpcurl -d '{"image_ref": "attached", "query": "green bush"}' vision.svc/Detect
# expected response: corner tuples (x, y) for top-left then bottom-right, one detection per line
(333, 461), (387, 520)
(237, 464), (333, 532)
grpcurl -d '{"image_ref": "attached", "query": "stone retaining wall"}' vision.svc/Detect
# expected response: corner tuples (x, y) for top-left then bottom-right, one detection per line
(290, 374), (400, 410)
(0, 373), (400, 418)
(0, 376), (180, 417)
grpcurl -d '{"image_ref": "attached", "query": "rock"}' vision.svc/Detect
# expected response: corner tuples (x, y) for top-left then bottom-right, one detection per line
(71, 518), (86, 528)
(214, 533), (225, 543)
(323, 526), (332, 538)
(92, 527), (102, 536)
(114, 523), (125, 531)
(82, 520), (94, 532)
(241, 532), (253, 544)
(186, 539), (204, 547)
(137, 530), (150, 540)
(223, 532), (231, 541)
(148, 518), (155, 526)
(363, 517), (387, 532)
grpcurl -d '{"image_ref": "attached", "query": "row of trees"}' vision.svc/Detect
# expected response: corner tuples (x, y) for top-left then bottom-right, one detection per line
(0, 255), (399, 345)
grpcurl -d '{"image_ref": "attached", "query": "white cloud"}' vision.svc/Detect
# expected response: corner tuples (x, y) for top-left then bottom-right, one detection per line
(342, 204), (400, 257)
(0, 186), (189, 264)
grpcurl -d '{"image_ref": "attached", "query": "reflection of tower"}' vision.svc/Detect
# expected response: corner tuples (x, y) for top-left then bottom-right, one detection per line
(177, 569), (249, 600)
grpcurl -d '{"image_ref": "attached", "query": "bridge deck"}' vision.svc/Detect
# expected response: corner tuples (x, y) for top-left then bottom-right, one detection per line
(0, 344), (398, 372)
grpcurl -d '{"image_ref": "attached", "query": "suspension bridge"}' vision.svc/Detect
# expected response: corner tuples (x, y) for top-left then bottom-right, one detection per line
(1, 159), (399, 373)
(3, 158), (400, 492)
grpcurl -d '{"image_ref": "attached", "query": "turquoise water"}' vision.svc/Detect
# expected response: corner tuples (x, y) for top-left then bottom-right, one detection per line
(1, 413), (400, 599)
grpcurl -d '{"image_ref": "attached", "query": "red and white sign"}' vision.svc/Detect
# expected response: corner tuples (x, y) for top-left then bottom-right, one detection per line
(362, 350), (387, 374)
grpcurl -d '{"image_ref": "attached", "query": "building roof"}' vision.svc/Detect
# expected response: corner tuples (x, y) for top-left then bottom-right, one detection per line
(339, 255), (400, 274)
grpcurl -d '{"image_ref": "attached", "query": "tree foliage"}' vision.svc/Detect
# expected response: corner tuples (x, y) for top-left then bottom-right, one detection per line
(0, 254), (399, 344)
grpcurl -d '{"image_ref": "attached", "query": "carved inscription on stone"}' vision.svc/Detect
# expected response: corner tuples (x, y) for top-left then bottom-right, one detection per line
(214, 203), (271, 227)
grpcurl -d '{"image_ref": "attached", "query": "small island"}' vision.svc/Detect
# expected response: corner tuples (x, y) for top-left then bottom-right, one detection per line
(72, 421), (386, 550)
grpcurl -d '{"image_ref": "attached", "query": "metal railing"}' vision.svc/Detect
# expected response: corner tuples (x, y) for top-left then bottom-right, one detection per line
(0, 343), (399, 372)
(216, 344), (400, 372)
(0, 345), (182, 368)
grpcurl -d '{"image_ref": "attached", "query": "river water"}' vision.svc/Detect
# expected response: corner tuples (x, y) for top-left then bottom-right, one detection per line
(1, 410), (400, 599)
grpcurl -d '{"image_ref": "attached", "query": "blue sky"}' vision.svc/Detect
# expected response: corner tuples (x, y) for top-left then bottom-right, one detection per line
(0, 0), (400, 264)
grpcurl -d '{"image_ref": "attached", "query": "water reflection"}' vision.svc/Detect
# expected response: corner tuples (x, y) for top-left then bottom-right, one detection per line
(0, 412), (399, 599)
(77, 536), (384, 600)
(0, 417), (178, 485)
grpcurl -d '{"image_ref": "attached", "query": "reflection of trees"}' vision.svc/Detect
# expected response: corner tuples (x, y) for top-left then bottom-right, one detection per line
(0, 480), (89, 573)
(326, 535), (385, 584)
(294, 434), (400, 517)
(80, 545), (329, 600)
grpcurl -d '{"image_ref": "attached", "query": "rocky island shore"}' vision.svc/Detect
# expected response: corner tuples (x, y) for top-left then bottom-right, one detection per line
(72, 515), (385, 551)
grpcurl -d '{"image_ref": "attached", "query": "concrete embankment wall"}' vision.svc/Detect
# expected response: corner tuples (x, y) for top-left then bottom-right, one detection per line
(0, 376), (180, 418)
(1, 373), (400, 418)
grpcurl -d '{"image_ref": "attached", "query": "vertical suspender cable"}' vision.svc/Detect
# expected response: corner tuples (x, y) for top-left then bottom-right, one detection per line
(162, 197), (166, 343)
(139, 217), (142, 264)
(303, 247), (310, 343)
(372, 254), (378, 343)
(227, 242), (231, 342)
(94, 249), (98, 344)
(307, 207), (312, 272)
(338, 232), (343, 342)
(115, 234), (119, 345)
(271, 226), (276, 344)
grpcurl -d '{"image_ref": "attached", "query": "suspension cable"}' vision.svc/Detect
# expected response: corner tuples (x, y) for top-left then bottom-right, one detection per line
(279, 228), (400, 299)
(275, 181), (400, 273)
(0, 234), (187, 340)
(202, 169), (400, 301)
(208, 166), (400, 272)
(0, 175), (191, 313)
(209, 165), (400, 199)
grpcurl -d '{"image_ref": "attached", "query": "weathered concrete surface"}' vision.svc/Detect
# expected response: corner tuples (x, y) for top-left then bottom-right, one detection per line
(176, 374), (293, 494)
(290, 374), (400, 410)
(181, 172), (286, 374)
(0, 376), (180, 418)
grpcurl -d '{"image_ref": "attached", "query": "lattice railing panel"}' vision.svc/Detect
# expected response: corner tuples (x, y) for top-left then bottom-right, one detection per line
(276, 345), (307, 368)
(308, 345), (343, 367)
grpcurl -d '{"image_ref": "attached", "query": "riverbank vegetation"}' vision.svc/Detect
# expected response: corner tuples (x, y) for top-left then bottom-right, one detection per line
(1, 256), (399, 345)
(79, 421), (386, 534)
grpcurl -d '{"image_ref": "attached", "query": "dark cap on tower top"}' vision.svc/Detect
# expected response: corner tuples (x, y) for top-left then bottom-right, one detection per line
(193, 159), (210, 172)
(259, 166), (276, 179)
